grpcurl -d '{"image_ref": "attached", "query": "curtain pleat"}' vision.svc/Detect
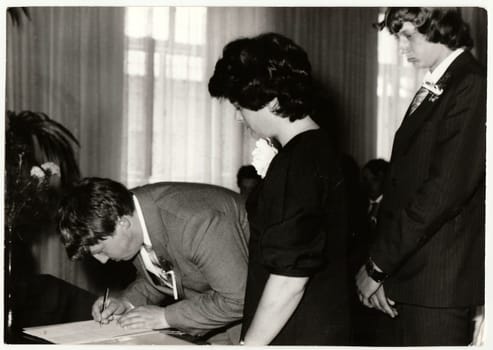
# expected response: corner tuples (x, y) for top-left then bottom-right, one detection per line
(264, 7), (379, 164)
(461, 7), (487, 67)
(6, 7), (125, 293)
(205, 7), (272, 188)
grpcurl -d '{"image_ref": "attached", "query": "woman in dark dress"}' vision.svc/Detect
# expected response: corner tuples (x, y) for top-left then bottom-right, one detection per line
(208, 33), (350, 345)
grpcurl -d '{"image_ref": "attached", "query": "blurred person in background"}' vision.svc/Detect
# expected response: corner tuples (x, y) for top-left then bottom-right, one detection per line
(236, 165), (261, 200)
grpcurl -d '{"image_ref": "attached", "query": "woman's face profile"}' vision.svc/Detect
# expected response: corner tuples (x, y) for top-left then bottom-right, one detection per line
(238, 100), (279, 139)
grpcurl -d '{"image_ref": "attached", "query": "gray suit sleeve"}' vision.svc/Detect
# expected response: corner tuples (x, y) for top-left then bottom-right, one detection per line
(164, 212), (248, 336)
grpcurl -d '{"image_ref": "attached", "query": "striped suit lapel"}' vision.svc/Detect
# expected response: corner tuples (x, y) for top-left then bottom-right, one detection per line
(392, 52), (471, 158)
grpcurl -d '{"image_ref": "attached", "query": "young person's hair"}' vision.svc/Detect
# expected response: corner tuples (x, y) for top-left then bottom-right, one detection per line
(376, 7), (473, 50)
(57, 177), (135, 259)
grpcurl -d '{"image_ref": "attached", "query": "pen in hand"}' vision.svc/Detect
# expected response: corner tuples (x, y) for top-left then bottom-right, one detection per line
(100, 288), (110, 327)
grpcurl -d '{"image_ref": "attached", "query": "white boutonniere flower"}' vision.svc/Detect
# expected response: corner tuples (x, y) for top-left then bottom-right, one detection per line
(251, 138), (278, 178)
(30, 162), (61, 187)
(423, 72), (451, 102)
(423, 81), (443, 101)
(41, 162), (61, 177)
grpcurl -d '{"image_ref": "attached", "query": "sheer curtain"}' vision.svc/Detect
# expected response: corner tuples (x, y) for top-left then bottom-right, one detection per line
(6, 7), (126, 292)
(123, 7), (271, 191)
(124, 6), (380, 190)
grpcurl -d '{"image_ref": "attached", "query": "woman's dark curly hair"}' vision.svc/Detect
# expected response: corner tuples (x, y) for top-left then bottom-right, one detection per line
(208, 32), (315, 122)
(376, 7), (473, 50)
(57, 177), (135, 260)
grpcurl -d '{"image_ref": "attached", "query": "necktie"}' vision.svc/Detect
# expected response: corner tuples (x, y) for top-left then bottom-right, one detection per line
(408, 86), (429, 115)
(143, 245), (178, 299)
(368, 201), (379, 228)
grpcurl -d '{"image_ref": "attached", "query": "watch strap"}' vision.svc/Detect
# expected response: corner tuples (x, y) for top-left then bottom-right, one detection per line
(365, 259), (389, 283)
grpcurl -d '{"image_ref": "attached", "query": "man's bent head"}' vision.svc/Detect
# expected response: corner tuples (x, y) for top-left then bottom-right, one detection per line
(57, 177), (135, 260)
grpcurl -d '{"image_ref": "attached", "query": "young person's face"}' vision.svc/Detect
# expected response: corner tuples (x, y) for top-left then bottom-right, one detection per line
(396, 21), (445, 71)
(89, 218), (140, 263)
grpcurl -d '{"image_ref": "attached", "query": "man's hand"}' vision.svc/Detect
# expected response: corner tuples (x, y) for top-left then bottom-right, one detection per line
(118, 305), (170, 330)
(355, 263), (381, 307)
(369, 285), (398, 318)
(92, 296), (133, 324)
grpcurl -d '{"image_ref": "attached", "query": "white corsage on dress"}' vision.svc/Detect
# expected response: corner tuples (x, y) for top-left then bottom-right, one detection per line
(251, 139), (278, 178)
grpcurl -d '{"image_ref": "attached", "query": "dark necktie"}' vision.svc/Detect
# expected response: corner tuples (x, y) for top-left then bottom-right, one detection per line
(368, 201), (379, 228)
(408, 86), (429, 115)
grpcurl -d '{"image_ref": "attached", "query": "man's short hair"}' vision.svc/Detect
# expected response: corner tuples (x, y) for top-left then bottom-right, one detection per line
(57, 177), (135, 260)
(377, 7), (473, 50)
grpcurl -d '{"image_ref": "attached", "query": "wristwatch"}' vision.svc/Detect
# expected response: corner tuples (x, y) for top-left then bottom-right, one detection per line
(365, 258), (389, 283)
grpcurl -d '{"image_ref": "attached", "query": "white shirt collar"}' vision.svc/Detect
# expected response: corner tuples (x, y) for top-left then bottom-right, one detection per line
(422, 48), (464, 85)
(133, 195), (161, 275)
(133, 195), (179, 300)
(132, 195), (152, 248)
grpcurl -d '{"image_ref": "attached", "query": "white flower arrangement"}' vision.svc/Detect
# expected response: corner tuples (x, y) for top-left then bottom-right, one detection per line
(251, 138), (278, 178)
(30, 165), (45, 179)
(41, 162), (61, 176)
(7, 157), (62, 233)
(30, 162), (61, 181)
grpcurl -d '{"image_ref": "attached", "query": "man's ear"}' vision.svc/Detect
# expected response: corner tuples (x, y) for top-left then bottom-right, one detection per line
(118, 215), (132, 229)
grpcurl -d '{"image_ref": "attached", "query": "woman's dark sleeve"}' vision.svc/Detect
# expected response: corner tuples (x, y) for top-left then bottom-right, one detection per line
(259, 148), (332, 277)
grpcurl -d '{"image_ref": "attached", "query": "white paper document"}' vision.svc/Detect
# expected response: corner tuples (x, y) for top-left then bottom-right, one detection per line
(23, 319), (178, 344)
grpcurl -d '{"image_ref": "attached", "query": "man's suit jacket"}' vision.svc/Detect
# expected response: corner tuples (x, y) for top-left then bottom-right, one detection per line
(371, 51), (486, 308)
(122, 182), (250, 341)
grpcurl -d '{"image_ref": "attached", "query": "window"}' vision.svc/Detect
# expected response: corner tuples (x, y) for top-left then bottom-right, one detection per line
(124, 7), (208, 188)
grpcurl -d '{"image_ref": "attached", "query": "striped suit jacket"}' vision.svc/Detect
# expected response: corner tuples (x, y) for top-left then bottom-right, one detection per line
(371, 51), (485, 307)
